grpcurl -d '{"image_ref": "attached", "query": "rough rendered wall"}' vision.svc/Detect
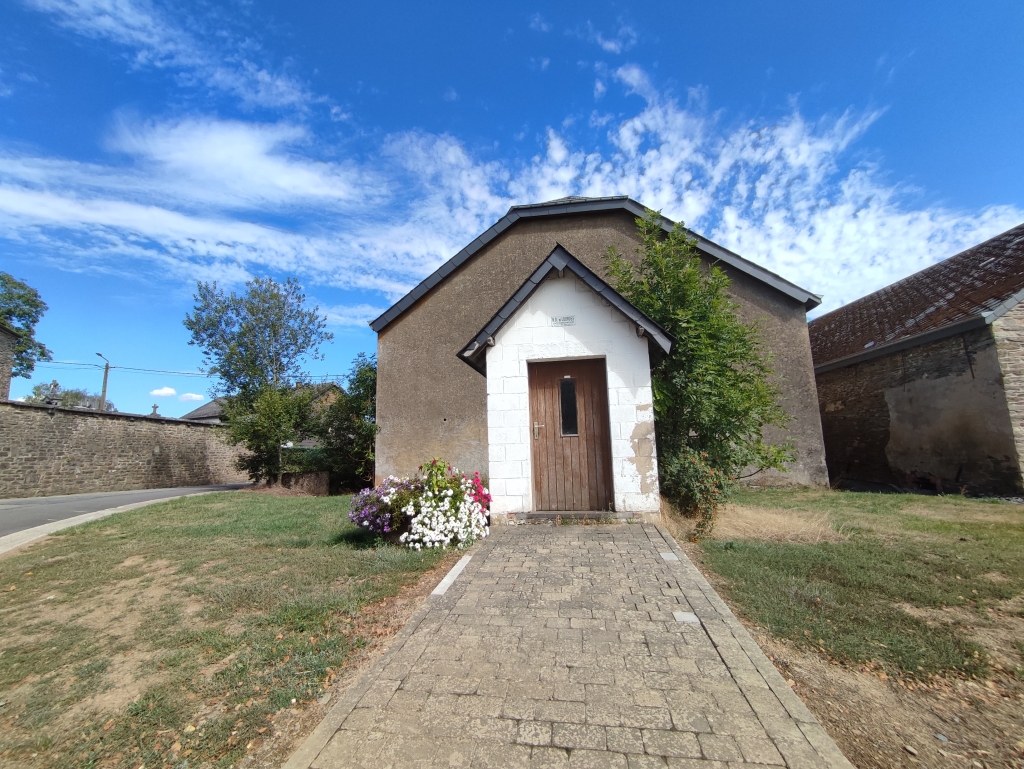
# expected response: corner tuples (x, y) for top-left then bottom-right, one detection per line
(815, 328), (1022, 494)
(375, 209), (828, 489)
(993, 301), (1024, 476)
(485, 273), (659, 518)
(0, 330), (14, 401)
(0, 401), (247, 498)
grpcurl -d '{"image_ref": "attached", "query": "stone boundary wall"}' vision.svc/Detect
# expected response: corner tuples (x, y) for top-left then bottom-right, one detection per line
(815, 327), (1022, 495)
(0, 400), (247, 499)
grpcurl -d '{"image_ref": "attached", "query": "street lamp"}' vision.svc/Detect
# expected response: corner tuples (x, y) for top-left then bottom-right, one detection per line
(96, 353), (110, 412)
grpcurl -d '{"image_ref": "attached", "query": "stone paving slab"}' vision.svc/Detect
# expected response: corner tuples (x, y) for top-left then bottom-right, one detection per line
(289, 524), (853, 769)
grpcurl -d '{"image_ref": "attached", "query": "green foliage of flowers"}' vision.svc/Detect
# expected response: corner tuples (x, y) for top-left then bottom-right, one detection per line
(606, 211), (793, 534)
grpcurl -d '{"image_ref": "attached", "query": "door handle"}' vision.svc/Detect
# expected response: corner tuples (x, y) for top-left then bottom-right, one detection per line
(533, 422), (544, 439)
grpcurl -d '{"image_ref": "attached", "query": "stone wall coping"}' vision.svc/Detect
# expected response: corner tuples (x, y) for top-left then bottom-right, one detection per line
(0, 398), (224, 427)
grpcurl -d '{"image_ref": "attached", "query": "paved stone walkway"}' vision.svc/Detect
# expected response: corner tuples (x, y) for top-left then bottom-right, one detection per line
(292, 525), (852, 769)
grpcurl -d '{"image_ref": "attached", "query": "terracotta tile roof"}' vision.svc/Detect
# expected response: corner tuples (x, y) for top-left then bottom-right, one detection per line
(809, 222), (1024, 367)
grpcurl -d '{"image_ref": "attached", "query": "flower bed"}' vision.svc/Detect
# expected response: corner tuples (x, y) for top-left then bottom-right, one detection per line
(349, 460), (490, 549)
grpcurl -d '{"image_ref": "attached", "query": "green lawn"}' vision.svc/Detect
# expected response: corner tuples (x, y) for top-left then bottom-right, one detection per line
(695, 489), (1024, 678)
(0, 492), (449, 768)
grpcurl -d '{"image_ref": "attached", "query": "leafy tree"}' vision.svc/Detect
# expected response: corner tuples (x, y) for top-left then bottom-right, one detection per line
(307, 353), (378, 490)
(0, 272), (52, 379)
(605, 211), (793, 534)
(223, 384), (315, 483)
(23, 381), (116, 411)
(184, 277), (333, 400)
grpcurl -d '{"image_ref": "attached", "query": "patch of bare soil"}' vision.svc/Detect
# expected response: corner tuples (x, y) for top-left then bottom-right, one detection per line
(677, 538), (1024, 769)
(236, 549), (464, 769)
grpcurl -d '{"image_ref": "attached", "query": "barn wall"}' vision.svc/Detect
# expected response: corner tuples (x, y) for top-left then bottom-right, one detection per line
(485, 273), (659, 520)
(815, 327), (1022, 494)
(0, 401), (247, 498)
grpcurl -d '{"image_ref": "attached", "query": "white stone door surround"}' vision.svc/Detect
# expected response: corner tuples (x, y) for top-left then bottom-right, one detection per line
(485, 272), (661, 520)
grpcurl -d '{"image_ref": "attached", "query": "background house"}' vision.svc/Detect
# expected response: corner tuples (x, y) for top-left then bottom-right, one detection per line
(371, 196), (829, 521)
(809, 222), (1024, 494)
(180, 398), (227, 424)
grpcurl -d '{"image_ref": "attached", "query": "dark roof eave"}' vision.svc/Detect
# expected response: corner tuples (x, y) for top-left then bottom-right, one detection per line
(370, 197), (820, 333)
(813, 286), (1024, 373)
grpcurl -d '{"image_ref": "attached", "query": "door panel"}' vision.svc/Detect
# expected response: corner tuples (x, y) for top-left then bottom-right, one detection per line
(528, 359), (613, 511)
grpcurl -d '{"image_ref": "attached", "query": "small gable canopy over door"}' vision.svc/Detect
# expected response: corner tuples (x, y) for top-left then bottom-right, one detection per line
(528, 359), (613, 511)
(458, 244), (675, 518)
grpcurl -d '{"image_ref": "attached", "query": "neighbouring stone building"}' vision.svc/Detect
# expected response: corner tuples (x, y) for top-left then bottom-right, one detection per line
(809, 222), (1024, 495)
(371, 196), (829, 521)
(0, 322), (16, 401)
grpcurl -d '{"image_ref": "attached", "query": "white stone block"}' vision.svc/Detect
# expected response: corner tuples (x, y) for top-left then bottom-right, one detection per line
(505, 442), (530, 462)
(488, 427), (519, 445)
(620, 492), (660, 512)
(615, 387), (642, 406)
(491, 495), (519, 514)
(505, 478), (530, 496)
(614, 474), (642, 493)
(488, 478), (506, 497)
(609, 405), (636, 424)
(489, 444), (505, 463)
(492, 460), (524, 480)
(503, 377), (528, 394)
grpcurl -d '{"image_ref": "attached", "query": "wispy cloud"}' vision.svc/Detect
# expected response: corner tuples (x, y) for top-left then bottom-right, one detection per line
(150, 385), (176, 396)
(529, 13), (551, 33)
(24, 0), (312, 108)
(179, 392), (204, 401)
(571, 21), (637, 54)
(322, 303), (388, 327)
(0, 65), (1018, 318)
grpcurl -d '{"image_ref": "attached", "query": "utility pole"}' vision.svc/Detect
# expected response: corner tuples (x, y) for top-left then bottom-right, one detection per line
(96, 353), (110, 411)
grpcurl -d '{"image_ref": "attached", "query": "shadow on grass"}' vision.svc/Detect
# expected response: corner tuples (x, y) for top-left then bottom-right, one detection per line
(330, 527), (381, 549)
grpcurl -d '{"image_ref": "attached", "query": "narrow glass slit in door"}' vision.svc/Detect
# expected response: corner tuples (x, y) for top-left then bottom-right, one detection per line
(560, 378), (578, 436)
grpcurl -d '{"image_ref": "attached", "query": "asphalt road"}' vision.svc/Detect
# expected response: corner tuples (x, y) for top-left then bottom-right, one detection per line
(0, 485), (249, 538)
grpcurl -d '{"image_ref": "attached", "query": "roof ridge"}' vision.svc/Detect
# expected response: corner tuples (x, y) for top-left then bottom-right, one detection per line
(370, 196), (821, 333)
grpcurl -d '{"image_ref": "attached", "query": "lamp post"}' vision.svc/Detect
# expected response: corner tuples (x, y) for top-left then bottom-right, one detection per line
(96, 353), (110, 411)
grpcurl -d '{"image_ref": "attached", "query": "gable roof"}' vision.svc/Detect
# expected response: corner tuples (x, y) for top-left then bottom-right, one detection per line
(180, 398), (226, 421)
(458, 244), (674, 374)
(810, 222), (1024, 373)
(370, 195), (821, 333)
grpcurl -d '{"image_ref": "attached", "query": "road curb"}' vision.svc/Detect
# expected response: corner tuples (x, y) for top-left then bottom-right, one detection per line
(0, 491), (224, 557)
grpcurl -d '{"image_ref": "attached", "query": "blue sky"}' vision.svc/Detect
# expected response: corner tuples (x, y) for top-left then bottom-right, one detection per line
(1, 0), (1022, 415)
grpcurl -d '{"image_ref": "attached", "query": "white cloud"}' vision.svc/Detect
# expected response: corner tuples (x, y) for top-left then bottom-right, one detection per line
(593, 79), (606, 99)
(178, 392), (204, 402)
(529, 13), (551, 33)
(571, 21), (637, 54)
(0, 66), (1019, 317)
(150, 386), (176, 396)
(24, 0), (311, 108)
(322, 303), (388, 327)
(443, 87), (458, 102)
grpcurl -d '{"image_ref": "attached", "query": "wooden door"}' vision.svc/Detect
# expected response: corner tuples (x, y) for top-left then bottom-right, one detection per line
(528, 359), (614, 512)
